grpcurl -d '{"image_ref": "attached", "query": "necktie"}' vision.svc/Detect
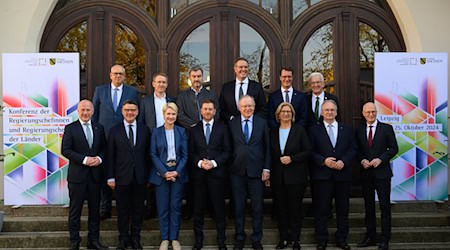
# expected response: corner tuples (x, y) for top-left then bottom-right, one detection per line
(113, 88), (119, 111)
(84, 123), (93, 148)
(328, 124), (336, 147)
(285, 90), (290, 103)
(244, 119), (249, 143)
(239, 82), (244, 99)
(195, 92), (202, 121)
(314, 96), (320, 120)
(368, 125), (373, 147)
(128, 124), (134, 147)
(205, 123), (211, 145)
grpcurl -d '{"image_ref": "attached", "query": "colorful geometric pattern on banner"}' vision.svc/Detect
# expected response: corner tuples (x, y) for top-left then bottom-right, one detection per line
(374, 52), (448, 201)
(2, 53), (79, 205)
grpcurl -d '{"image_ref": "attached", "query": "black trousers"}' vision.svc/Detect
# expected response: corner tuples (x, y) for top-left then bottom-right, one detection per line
(192, 177), (227, 245)
(272, 183), (307, 242)
(68, 178), (101, 244)
(115, 182), (146, 242)
(361, 175), (391, 241)
(312, 180), (351, 244)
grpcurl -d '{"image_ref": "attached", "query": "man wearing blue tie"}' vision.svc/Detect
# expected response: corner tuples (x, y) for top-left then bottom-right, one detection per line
(228, 95), (271, 250)
(308, 100), (356, 250)
(92, 64), (140, 220)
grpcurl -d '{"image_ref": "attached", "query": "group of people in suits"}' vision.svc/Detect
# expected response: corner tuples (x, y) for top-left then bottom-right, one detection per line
(62, 59), (398, 250)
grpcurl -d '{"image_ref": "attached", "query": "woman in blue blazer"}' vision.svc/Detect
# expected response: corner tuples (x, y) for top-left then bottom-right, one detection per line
(149, 102), (188, 250)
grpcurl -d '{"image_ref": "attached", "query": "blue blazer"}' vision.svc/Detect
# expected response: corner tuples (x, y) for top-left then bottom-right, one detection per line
(309, 122), (356, 181)
(267, 88), (308, 128)
(149, 125), (189, 185)
(92, 84), (140, 136)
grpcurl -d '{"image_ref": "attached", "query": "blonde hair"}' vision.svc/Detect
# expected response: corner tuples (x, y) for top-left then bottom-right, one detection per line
(275, 102), (296, 123)
(162, 102), (178, 114)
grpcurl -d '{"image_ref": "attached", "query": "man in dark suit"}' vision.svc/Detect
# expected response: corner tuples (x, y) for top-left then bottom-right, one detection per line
(267, 67), (308, 128)
(106, 99), (150, 250)
(228, 95), (271, 250)
(176, 66), (220, 220)
(61, 99), (108, 250)
(189, 99), (230, 250)
(219, 57), (267, 123)
(177, 66), (220, 129)
(309, 100), (356, 250)
(305, 72), (341, 127)
(139, 72), (175, 219)
(92, 64), (141, 220)
(356, 102), (398, 250)
(139, 73), (176, 133)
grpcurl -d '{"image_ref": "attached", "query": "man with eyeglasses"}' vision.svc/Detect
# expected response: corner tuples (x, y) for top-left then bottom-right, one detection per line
(106, 99), (150, 250)
(267, 67), (308, 128)
(355, 102), (398, 250)
(308, 100), (356, 250)
(92, 64), (140, 220)
(305, 72), (341, 127)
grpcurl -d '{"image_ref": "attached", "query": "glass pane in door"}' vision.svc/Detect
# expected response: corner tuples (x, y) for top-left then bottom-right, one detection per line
(179, 22), (210, 90)
(303, 22), (333, 92)
(240, 22), (271, 91)
(115, 22), (146, 92)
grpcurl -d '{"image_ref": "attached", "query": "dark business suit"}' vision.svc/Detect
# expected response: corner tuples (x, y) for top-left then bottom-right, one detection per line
(356, 121), (398, 242)
(219, 80), (267, 122)
(139, 94), (175, 133)
(305, 92), (341, 127)
(176, 88), (220, 129)
(267, 89), (308, 128)
(92, 83), (140, 215)
(106, 121), (150, 243)
(228, 115), (271, 243)
(61, 120), (106, 245)
(92, 84), (140, 136)
(270, 124), (311, 243)
(309, 122), (356, 245)
(188, 120), (231, 246)
(149, 125), (188, 241)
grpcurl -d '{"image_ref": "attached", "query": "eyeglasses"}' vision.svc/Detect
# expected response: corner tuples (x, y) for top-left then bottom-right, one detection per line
(280, 110), (292, 113)
(310, 81), (323, 85)
(111, 72), (125, 76)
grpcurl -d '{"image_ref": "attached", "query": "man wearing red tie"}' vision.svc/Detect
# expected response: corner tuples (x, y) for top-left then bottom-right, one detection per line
(356, 102), (398, 250)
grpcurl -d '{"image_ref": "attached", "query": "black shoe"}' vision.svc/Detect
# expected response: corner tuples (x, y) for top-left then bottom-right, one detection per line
(336, 242), (351, 250)
(218, 243), (228, 250)
(131, 240), (143, 250)
(292, 241), (301, 250)
(116, 240), (128, 250)
(70, 242), (80, 250)
(233, 240), (244, 250)
(316, 242), (327, 250)
(276, 240), (288, 249)
(87, 241), (108, 250)
(100, 211), (111, 220)
(378, 241), (389, 250)
(357, 237), (376, 247)
(252, 241), (263, 250)
(192, 241), (203, 250)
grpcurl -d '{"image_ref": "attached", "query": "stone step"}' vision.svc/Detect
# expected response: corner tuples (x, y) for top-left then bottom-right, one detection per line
(0, 198), (443, 217)
(0, 227), (449, 248)
(3, 212), (450, 232)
